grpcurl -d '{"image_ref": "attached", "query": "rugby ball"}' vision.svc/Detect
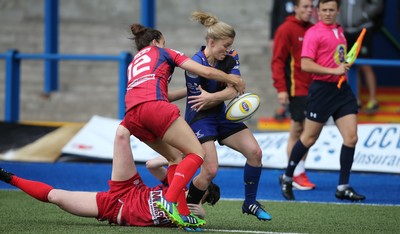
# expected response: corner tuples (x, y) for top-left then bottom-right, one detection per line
(225, 93), (260, 123)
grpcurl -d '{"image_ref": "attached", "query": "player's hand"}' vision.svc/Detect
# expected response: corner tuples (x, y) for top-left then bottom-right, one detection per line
(230, 75), (245, 94)
(277, 92), (289, 106)
(188, 85), (213, 111)
(187, 203), (206, 219)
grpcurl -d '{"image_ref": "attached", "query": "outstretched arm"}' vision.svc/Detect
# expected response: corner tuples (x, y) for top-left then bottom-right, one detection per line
(168, 87), (187, 102)
(180, 59), (245, 94)
(146, 156), (170, 182)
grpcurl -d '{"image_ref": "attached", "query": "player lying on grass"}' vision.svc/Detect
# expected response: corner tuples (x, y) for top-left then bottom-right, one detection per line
(0, 153), (220, 231)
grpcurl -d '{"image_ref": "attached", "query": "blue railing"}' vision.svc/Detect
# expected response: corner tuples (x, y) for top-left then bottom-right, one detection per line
(1, 49), (132, 122)
(348, 58), (400, 96)
(1, 54), (399, 123)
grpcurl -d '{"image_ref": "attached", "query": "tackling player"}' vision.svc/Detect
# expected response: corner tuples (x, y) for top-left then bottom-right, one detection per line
(0, 155), (220, 230)
(121, 23), (245, 227)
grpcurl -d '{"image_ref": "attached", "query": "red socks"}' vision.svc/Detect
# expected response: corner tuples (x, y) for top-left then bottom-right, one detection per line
(167, 164), (177, 186)
(166, 164), (191, 215)
(10, 176), (53, 202)
(165, 153), (203, 204)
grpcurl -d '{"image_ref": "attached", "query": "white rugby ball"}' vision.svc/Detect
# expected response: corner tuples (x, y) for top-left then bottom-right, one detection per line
(225, 93), (260, 123)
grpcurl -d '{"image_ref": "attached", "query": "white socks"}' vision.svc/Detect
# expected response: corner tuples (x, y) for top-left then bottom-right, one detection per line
(294, 160), (306, 177)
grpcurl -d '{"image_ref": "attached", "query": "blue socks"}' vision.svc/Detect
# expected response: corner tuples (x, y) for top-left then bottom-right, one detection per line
(244, 163), (261, 204)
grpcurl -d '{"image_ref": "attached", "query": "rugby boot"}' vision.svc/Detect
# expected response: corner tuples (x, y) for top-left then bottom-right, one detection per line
(279, 174), (295, 200)
(0, 167), (13, 183)
(335, 187), (366, 201)
(242, 201), (272, 221)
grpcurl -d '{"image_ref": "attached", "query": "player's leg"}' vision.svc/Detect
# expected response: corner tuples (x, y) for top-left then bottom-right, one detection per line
(146, 119), (205, 227)
(48, 190), (98, 217)
(289, 120), (315, 190)
(280, 119), (323, 200)
(0, 168), (98, 217)
(222, 129), (271, 221)
(334, 114), (365, 201)
(360, 65), (379, 114)
(287, 96), (315, 189)
(187, 141), (218, 204)
(111, 125), (137, 182)
(159, 116), (205, 200)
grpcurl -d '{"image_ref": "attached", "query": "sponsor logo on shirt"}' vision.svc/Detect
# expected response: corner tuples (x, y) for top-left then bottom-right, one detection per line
(127, 74), (155, 90)
(334, 44), (346, 64)
(149, 190), (172, 226)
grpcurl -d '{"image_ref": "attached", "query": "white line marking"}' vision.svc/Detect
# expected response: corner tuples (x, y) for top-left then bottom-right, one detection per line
(204, 229), (301, 234)
(221, 198), (400, 207)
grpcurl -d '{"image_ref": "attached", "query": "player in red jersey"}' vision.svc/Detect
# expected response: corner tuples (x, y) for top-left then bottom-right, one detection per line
(0, 155), (220, 230)
(271, 0), (315, 190)
(119, 23), (244, 227)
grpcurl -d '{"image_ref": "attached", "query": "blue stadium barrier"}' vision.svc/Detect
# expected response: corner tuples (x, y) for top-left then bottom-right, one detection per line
(349, 59), (400, 96)
(0, 50), (132, 122)
(1, 53), (399, 123)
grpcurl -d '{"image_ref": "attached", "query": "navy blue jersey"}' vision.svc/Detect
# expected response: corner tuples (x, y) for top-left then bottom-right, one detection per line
(184, 46), (240, 125)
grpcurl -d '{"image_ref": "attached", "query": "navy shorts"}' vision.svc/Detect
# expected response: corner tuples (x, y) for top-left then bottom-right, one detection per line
(189, 111), (247, 145)
(289, 96), (307, 122)
(306, 81), (358, 123)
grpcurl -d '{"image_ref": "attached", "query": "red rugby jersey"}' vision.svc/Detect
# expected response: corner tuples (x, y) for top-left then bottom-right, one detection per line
(271, 15), (313, 96)
(120, 185), (175, 227)
(125, 46), (189, 112)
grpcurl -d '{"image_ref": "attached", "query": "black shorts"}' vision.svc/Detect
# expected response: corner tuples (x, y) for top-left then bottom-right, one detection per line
(306, 81), (358, 123)
(289, 96), (307, 122)
(345, 30), (373, 58)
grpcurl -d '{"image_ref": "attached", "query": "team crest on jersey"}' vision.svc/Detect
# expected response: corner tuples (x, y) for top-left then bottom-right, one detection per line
(334, 44), (347, 64)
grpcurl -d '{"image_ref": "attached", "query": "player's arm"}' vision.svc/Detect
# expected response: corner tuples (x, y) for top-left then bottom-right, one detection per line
(188, 84), (237, 111)
(145, 156), (170, 182)
(301, 57), (350, 76)
(271, 26), (290, 105)
(168, 87), (187, 102)
(180, 59), (245, 94)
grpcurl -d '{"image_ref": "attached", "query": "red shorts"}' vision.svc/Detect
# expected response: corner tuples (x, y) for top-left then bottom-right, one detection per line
(96, 174), (143, 224)
(121, 101), (180, 142)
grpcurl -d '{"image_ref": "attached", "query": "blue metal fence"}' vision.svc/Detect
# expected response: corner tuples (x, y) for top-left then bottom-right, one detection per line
(349, 59), (400, 96)
(1, 53), (399, 123)
(1, 50), (132, 122)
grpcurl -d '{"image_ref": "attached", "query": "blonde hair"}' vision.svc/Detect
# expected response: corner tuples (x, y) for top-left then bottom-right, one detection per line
(191, 11), (235, 42)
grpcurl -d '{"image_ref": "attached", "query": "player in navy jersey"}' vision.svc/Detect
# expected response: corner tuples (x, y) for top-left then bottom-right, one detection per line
(184, 11), (271, 221)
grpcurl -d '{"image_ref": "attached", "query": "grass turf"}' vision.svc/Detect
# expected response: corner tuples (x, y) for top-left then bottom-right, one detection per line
(1, 191), (399, 233)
